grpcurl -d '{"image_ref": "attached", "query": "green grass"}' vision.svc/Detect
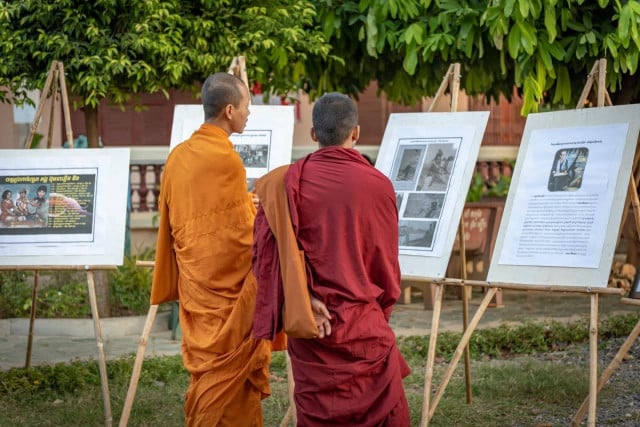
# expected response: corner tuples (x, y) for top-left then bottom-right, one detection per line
(0, 313), (638, 426)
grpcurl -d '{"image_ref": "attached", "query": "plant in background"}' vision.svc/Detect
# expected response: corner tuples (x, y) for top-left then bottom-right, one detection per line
(37, 282), (90, 318)
(108, 247), (156, 316)
(466, 171), (512, 203)
(0, 271), (32, 318)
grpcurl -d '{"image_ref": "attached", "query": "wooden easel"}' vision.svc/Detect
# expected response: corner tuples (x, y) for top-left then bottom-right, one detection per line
(6, 60), (114, 427)
(119, 56), (259, 427)
(409, 64), (477, 420)
(0, 265), (116, 427)
(24, 60), (74, 149)
(227, 55), (249, 88)
(420, 58), (634, 427)
(570, 58), (640, 426)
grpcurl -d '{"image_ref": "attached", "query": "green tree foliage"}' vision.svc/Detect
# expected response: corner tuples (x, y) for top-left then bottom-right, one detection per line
(0, 0), (330, 145)
(307, 0), (640, 114)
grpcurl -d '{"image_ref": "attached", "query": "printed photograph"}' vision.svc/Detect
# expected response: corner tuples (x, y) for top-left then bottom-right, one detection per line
(395, 192), (404, 213)
(399, 219), (436, 249)
(547, 147), (589, 192)
(0, 184), (50, 229)
(416, 143), (458, 191)
(403, 193), (445, 219)
(390, 146), (425, 191)
(234, 144), (269, 168)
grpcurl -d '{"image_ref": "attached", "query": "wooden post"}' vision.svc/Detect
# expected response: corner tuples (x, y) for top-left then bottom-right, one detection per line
(572, 299), (640, 425)
(119, 304), (159, 427)
(24, 62), (56, 149)
(25, 270), (39, 369)
(419, 283), (444, 427)
(46, 68), (59, 149)
(428, 288), (497, 420)
(87, 269), (113, 427)
(228, 56), (249, 88)
(573, 58), (609, 425)
(586, 294), (598, 427)
(57, 61), (74, 148)
(279, 353), (297, 427)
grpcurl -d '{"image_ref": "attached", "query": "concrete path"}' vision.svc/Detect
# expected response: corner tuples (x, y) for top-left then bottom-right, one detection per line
(0, 289), (637, 370)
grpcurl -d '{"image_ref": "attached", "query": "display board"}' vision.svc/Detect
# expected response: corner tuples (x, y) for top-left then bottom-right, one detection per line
(0, 148), (130, 266)
(488, 104), (640, 287)
(375, 112), (490, 278)
(170, 104), (295, 190)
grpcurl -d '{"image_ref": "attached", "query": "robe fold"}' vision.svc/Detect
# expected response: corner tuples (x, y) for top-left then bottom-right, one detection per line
(252, 165), (318, 340)
(151, 123), (271, 427)
(253, 146), (410, 426)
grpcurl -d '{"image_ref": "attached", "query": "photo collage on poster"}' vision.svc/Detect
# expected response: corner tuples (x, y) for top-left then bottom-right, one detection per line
(230, 129), (272, 192)
(0, 170), (97, 240)
(390, 139), (460, 252)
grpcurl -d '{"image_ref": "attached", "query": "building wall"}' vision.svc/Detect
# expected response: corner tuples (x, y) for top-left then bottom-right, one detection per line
(66, 84), (526, 149)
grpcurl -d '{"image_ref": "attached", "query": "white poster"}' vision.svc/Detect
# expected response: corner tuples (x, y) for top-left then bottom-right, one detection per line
(170, 105), (295, 190)
(488, 104), (640, 288)
(376, 112), (489, 279)
(0, 148), (130, 266)
(498, 124), (627, 268)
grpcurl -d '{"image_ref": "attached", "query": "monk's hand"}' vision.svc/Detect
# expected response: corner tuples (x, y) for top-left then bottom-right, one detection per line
(310, 295), (332, 339)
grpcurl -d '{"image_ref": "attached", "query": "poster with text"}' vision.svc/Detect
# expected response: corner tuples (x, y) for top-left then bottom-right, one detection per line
(0, 148), (130, 267)
(170, 105), (294, 190)
(488, 104), (640, 288)
(376, 112), (489, 279)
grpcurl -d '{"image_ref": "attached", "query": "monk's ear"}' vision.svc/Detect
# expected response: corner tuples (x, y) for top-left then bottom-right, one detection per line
(310, 128), (319, 142)
(351, 125), (360, 145)
(223, 103), (234, 120)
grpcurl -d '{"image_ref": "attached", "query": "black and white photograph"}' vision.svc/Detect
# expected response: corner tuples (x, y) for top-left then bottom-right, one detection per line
(395, 192), (404, 213)
(416, 143), (458, 191)
(547, 147), (589, 192)
(403, 192), (445, 219)
(399, 219), (436, 249)
(234, 144), (270, 168)
(390, 145), (425, 191)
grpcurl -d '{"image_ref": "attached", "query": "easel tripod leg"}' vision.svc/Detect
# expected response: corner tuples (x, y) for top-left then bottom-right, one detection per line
(119, 304), (158, 427)
(86, 270), (113, 427)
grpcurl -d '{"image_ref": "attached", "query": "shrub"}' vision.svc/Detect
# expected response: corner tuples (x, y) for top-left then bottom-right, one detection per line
(108, 247), (156, 316)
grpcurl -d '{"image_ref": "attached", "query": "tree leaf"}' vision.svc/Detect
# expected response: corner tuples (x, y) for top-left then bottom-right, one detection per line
(544, 7), (557, 42)
(366, 8), (379, 57)
(403, 43), (418, 75)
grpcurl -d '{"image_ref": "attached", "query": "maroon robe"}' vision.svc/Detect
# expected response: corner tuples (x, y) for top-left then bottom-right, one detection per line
(253, 146), (410, 426)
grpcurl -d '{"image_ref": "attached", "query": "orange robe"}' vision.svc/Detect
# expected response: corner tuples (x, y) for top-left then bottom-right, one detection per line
(150, 123), (271, 427)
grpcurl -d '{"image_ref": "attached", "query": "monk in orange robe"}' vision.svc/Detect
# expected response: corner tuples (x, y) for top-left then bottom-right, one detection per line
(150, 72), (273, 426)
(253, 93), (410, 426)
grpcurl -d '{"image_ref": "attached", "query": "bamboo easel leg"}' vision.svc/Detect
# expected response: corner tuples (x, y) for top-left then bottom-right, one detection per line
(46, 68), (59, 149)
(458, 221), (473, 404)
(118, 304), (159, 427)
(24, 62), (57, 149)
(587, 294), (599, 427)
(87, 270), (113, 427)
(25, 270), (39, 369)
(419, 283), (444, 427)
(572, 316), (640, 426)
(280, 352), (297, 427)
(428, 288), (498, 421)
(56, 61), (74, 147)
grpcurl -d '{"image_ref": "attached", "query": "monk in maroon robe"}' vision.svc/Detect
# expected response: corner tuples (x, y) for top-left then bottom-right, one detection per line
(253, 93), (410, 426)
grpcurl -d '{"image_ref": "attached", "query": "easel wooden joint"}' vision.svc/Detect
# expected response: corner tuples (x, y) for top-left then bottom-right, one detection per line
(24, 60), (74, 150)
